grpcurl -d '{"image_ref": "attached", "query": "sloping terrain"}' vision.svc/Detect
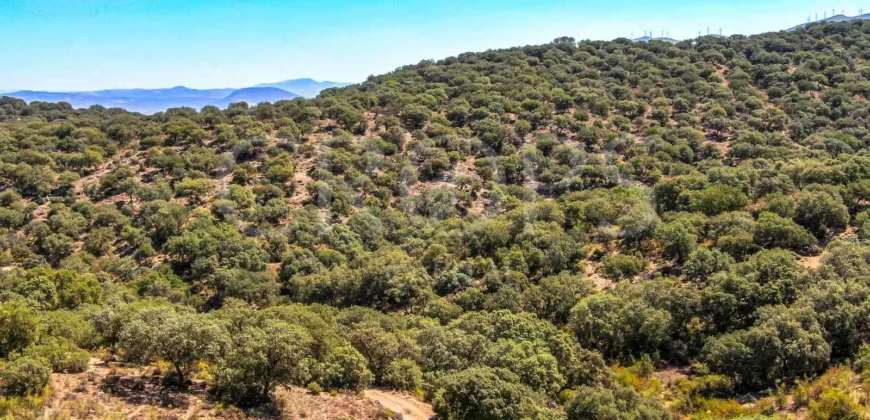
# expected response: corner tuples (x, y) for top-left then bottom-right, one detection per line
(4, 18), (870, 420)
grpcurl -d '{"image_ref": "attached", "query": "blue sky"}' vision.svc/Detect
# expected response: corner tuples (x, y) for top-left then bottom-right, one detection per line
(1, 0), (867, 91)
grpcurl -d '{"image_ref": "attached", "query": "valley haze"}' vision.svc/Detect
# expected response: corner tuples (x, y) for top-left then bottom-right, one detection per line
(2, 79), (350, 114)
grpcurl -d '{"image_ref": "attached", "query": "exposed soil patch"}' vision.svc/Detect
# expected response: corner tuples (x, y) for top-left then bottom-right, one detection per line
(797, 254), (823, 270)
(42, 358), (397, 419)
(364, 389), (435, 420)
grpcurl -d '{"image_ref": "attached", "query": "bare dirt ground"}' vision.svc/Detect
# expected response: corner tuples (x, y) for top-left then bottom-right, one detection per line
(797, 254), (824, 270)
(45, 358), (216, 419)
(274, 388), (389, 420)
(363, 389), (435, 420)
(40, 358), (399, 419)
(579, 260), (613, 291)
(707, 140), (730, 155)
(652, 367), (689, 385)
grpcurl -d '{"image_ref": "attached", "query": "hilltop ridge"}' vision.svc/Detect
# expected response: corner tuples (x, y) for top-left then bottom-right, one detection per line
(788, 12), (870, 31)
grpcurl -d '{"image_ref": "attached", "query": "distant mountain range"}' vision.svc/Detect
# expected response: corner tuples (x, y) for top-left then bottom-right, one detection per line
(255, 78), (352, 98)
(220, 87), (301, 105)
(1, 78), (350, 114)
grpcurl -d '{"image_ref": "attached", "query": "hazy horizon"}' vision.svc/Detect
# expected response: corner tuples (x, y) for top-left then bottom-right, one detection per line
(0, 78), (346, 94)
(3, 0), (869, 92)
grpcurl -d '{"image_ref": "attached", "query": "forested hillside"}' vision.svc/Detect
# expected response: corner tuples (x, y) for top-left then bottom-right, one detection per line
(5, 19), (870, 420)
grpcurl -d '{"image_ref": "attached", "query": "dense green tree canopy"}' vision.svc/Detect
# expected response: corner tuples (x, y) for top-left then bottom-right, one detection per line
(6, 19), (870, 418)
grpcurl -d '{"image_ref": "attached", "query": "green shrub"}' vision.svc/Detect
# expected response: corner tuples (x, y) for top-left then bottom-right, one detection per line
(314, 345), (374, 392)
(691, 185), (749, 215)
(382, 359), (423, 391)
(1, 356), (51, 396)
(21, 337), (89, 373)
(601, 254), (646, 280)
(853, 344), (870, 373)
(41, 310), (96, 349)
(0, 299), (40, 358)
(566, 384), (668, 420)
(809, 388), (862, 420)
(432, 367), (555, 420)
(754, 212), (817, 252)
(795, 190), (849, 237)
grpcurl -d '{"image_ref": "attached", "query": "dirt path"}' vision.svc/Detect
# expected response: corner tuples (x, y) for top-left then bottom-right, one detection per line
(364, 389), (434, 420)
